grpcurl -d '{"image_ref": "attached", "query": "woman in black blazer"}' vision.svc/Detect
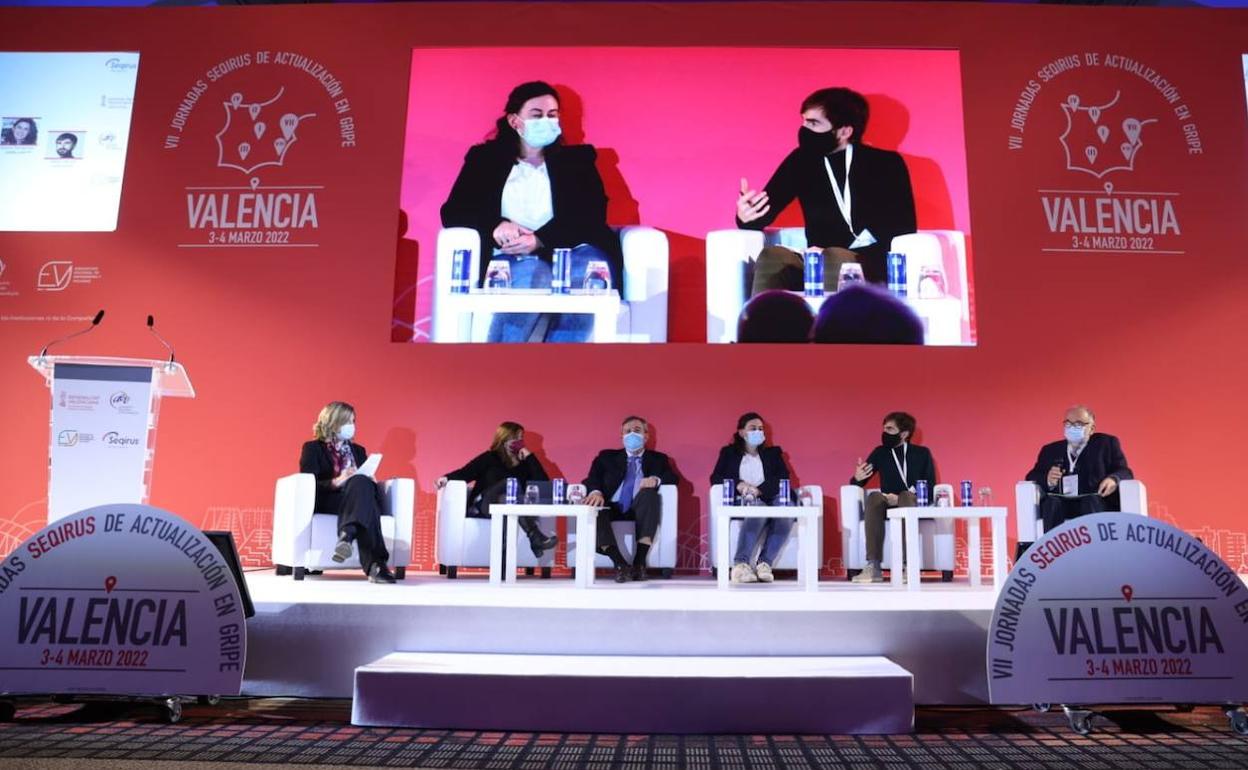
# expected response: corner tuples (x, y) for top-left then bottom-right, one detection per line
(440, 80), (623, 343)
(298, 401), (395, 583)
(437, 421), (558, 558)
(710, 412), (795, 584)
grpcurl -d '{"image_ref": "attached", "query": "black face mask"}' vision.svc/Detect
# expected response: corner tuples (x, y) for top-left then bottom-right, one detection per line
(881, 431), (903, 448)
(797, 126), (842, 155)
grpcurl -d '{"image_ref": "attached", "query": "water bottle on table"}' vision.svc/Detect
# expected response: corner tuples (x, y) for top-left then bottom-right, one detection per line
(505, 477), (518, 504)
(915, 480), (930, 507)
(887, 251), (907, 297)
(803, 249), (824, 297)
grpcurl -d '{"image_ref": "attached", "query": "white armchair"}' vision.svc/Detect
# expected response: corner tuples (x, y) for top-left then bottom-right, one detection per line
(705, 227), (971, 345)
(839, 484), (956, 580)
(1015, 479), (1148, 543)
(707, 484), (823, 572)
(432, 226), (669, 343)
(435, 480), (555, 578)
(566, 484), (678, 576)
(271, 473), (414, 580)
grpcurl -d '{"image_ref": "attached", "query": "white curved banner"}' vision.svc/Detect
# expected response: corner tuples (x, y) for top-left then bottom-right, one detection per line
(0, 504), (246, 697)
(989, 513), (1248, 705)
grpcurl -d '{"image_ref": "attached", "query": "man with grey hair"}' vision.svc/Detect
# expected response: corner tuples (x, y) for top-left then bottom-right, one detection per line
(1022, 405), (1133, 546)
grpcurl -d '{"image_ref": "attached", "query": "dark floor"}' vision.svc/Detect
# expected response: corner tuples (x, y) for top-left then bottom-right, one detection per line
(0, 698), (1246, 768)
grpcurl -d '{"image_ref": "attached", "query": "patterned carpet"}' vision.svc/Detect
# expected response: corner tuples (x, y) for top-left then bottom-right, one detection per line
(0, 698), (1246, 769)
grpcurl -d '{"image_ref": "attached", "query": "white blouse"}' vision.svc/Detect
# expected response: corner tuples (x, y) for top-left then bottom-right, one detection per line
(500, 161), (553, 233)
(738, 453), (765, 486)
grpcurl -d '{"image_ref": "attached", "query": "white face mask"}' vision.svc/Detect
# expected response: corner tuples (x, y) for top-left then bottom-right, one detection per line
(338, 422), (356, 441)
(521, 117), (561, 148)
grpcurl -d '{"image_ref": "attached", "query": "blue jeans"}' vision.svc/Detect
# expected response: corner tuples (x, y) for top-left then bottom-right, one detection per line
(733, 514), (794, 566)
(486, 243), (613, 343)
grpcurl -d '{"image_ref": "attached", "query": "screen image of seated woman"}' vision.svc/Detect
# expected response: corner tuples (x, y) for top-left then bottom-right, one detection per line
(440, 81), (623, 343)
(1, 117), (38, 146)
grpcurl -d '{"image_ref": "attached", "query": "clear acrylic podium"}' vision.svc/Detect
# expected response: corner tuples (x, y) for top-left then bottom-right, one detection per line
(29, 356), (194, 522)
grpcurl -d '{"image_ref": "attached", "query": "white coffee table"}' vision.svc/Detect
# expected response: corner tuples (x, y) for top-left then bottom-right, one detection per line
(489, 504), (598, 588)
(437, 289), (621, 343)
(713, 504), (820, 591)
(886, 506), (1008, 591)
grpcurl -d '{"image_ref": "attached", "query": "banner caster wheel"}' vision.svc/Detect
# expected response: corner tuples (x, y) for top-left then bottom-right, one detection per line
(197, 695), (220, 706)
(1032, 703), (1051, 713)
(1228, 708), (1248, 735)
(1062, 706), (1095, 735)
(163, 697), (183, 724)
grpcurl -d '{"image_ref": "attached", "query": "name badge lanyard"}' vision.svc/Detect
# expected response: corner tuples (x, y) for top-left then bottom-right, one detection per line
(823, 143), (854, 233)
(1067, 444), (1082, 473)
(890, 443), (908, 490)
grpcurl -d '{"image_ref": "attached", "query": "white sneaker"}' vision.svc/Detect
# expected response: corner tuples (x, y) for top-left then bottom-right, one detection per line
(754, 562), (775, 583)
(730, 562), (757, 584)
(852, 564), (883, 584)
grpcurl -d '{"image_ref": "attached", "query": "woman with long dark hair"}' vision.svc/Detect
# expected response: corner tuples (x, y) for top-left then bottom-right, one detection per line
(709, 412), (795, 584)
(440, 81), (622, 342)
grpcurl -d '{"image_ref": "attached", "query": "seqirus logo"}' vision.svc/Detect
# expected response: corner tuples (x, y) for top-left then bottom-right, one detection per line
(165, 49), (358, 250)
(1006, 52), (1202, 257)
(101, 431), (141, 447)
(105, 57), (138, 73)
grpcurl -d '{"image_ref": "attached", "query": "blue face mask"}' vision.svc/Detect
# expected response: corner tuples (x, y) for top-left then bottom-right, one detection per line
(521, 117), (561, 148)
(1064, 425), (1086, 445)
(745, 429), (765, 447)
(338, 422), (355, 441)
(622, 431), (645, 452)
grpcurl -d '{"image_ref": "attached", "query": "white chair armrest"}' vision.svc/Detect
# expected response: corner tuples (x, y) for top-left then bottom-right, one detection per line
(706, 229), (764, 344)
(272, 472), (317, 568)
(654, 484), (678, 565)
(380, 478), (415, 568)
(839, 484), (866, 570)
(1119, 479), (1147, 516)
(433, 227), (482, 343)
(1015, 480), (1040, 542)
(436, 480), (470, 567)
(620, 226), (668, 303)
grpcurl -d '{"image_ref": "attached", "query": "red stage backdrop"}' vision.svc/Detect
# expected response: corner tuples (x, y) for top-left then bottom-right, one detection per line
(1, 2), (1246, 576)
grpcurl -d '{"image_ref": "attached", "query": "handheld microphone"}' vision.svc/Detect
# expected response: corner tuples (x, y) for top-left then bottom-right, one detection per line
(146, 314), (177, 370)
(37, 309), (104, 362)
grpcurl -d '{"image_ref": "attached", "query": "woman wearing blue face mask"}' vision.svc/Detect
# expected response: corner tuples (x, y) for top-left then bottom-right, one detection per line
(440, 80), (623, 342)
(710, 412), (795, 584)
(299, 401), (396, 583)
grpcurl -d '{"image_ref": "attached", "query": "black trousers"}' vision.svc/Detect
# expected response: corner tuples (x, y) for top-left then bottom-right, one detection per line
(596, 486), (662, 557)
(1039, 493), (1107, 534)
(336, 475), (391, 575)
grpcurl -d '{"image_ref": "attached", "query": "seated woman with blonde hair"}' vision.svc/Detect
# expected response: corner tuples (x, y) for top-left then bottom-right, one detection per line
(299, 401), (396, 583)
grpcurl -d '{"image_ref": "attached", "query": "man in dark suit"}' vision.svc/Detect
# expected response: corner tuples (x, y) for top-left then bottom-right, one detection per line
(736, 87), (916, 289)
(848, 411), (937, 584)
(583, 415), (679, 583)
(1023, 404), (1133, 540)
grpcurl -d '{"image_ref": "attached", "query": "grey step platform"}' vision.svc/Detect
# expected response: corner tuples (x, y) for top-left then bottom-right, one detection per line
(353, 652), (913, 734)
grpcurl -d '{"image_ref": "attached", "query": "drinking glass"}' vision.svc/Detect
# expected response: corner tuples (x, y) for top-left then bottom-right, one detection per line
(567, 484), (586, 505)
(798, 489), (815, 507)
(837, 261), (865, 291)
(934, 487), (953, 507)
(523, 483), (540, 506)
(741, 489), (758, 506)
(582, 260), (612, 292)
(484, 259), (512, 290)
(977, 486), (993, 507)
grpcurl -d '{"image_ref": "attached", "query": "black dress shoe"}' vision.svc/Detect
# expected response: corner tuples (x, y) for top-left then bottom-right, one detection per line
(614, 565), (631, 584)
(631, 565), (649, 582)
(528, 533), (559, 558)
(332, 535), (353, 563)
(368, 564), (396, 584)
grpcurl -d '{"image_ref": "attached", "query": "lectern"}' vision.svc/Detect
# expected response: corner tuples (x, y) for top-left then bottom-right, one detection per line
(28, 356), (194, 522)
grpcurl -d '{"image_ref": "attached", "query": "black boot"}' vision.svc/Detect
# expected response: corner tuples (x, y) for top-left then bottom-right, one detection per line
(519, 516), (558, 558)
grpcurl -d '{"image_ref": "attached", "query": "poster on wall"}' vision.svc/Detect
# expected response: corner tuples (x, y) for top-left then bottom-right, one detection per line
(988, 513), (1248, 705)
(0, 505), (247, 697)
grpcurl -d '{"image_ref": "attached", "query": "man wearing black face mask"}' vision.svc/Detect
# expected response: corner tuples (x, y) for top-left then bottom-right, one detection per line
(847, 411), (935, 583)
(736, 87), (917, 291)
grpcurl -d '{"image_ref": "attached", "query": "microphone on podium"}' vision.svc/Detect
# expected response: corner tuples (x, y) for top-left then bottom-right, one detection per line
(146, 314), (177, 370)
(37, 309), (105, 362)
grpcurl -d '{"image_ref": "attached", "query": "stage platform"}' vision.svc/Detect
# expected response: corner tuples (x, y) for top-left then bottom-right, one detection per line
(241, 571), (998, 705)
